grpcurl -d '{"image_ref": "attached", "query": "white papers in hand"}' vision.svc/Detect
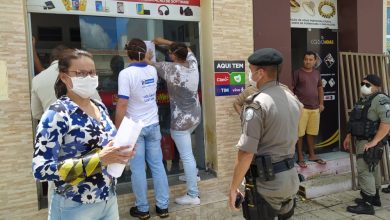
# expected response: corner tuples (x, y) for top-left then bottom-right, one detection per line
(107, 117), (144, 178)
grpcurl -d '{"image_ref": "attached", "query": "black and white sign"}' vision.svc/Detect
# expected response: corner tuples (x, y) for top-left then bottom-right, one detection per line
(290, 0), (338, 29)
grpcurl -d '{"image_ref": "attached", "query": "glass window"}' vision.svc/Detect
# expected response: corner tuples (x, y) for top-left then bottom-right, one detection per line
(31, 13), (204, 207)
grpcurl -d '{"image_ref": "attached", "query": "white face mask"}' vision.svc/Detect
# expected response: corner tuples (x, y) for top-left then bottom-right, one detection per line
(360, 85), (372, 96)
(248, 70), (257, 87)
(68, 75), (99, 98)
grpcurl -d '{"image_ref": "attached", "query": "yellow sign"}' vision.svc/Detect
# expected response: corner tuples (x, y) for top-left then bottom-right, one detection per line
(0, 61), (9, 100)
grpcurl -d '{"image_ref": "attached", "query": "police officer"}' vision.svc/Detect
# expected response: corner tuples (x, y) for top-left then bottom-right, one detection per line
(343, 74), (390, 215)
(229, 48), (302, 219)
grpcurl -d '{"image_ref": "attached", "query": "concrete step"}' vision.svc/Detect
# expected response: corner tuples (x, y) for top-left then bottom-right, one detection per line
(296, 151), (351, 180)
(299, 172), (352, 199)
(296, 151), (353, 199)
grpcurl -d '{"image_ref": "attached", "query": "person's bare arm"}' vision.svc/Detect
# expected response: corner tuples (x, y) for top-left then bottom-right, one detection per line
(115, 98), (128, 128)
(363, 123), (390, 151)
(153, 37), (173, 46)
(32, 37), (44, 74)
(318, 86), (324, 112)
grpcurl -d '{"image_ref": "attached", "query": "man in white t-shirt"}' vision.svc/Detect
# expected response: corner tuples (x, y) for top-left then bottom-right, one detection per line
(115, 38), (169, 219)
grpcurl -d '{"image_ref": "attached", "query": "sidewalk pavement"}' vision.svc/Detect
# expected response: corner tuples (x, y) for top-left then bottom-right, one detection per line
(121, 188), (390, 219)
(292, 189), (390, 220)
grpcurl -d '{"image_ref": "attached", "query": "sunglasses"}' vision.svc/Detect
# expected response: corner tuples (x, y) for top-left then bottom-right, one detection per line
(360, 82), (371, 88)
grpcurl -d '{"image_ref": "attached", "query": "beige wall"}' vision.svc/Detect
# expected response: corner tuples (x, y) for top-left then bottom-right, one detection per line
(0, 0), (253, 218)
(0, 0), (47, 219)
(209, 0), (253, 179)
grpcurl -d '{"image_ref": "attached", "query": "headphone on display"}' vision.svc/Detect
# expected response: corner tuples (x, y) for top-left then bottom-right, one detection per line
(158, 5), (169, 15)
(180, 6), (193, 16)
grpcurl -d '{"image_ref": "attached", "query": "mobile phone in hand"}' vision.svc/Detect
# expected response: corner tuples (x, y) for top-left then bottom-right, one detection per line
(234, 193), (244, 208)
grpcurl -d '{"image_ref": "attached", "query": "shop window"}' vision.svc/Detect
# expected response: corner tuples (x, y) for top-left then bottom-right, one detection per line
(69, 28), (80, 42)
(31, 13), (206, 208)
(37, 27), (62, 41)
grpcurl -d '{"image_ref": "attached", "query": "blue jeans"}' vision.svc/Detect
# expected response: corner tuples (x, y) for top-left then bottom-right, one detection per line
(48, 188), (118, 220)
(130, 123), (169, 212)
(171, 125), (199, 197)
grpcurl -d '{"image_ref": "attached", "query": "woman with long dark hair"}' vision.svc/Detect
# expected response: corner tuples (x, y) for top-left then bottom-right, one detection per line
(32, 49), (134, 220)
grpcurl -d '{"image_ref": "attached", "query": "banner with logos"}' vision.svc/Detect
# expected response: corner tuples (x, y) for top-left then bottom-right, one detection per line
(214, 61), (245, 96)
(307, 29), (339, 151)
(26, 0), (200, 21)
(290, 0), (338, 29)
(121, 0), (200, 6)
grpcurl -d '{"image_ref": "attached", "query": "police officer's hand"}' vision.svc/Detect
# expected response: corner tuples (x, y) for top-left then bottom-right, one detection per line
(319, 104), (325, 112)
(229, 189), (242, 211)
(343, 133), (351, 151)
(363, 141), (377, 152)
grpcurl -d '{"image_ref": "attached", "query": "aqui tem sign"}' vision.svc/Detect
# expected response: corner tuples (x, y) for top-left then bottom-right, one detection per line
(214, 61), (245, 96)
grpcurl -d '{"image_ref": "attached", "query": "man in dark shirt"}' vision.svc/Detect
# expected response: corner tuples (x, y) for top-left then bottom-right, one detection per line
(292, 51), (326, 168)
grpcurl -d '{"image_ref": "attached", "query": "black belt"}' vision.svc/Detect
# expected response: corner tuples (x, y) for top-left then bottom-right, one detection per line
(273, 158), (295, 174)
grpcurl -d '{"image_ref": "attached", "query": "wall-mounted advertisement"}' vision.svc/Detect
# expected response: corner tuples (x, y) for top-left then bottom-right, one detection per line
(26, 0), (200, 21)
(307, 29), (339, 151)
(290, 0), (338, 29)
(214, 61), (245, 96)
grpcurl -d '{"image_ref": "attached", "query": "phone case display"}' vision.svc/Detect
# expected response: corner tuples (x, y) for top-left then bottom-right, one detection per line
(62, 0), (87, 11)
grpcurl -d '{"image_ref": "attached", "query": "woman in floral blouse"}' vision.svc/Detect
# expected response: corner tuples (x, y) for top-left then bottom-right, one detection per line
(32, 49), (134, 220)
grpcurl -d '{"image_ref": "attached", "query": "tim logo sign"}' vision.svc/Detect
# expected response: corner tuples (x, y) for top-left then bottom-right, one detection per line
(214, 61), (245, 96)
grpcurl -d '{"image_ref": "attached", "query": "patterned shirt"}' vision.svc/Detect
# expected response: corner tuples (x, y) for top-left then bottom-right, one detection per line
(154, 52), (201, 131)
(32, 96), (116, 204)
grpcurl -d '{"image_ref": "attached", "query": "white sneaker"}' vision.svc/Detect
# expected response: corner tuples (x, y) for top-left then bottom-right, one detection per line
(175, 194), (200, 205)
(178, 175), (201, 182)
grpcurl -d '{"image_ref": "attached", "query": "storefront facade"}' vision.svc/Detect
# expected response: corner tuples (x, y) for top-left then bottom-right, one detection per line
(0, 0), (386, 219)
(0, 0), (253, 218)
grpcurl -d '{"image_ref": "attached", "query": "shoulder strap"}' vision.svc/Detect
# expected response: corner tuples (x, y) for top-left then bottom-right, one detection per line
(368, 92), (386, 103)
(361, 92), (383, 120)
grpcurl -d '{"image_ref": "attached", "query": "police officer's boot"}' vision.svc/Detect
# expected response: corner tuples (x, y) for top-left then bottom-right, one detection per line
(347, 192), (375, 215)
(373, 189), (381, 206)
(354, 189), (381, 207)
(382, 185), (390, 193)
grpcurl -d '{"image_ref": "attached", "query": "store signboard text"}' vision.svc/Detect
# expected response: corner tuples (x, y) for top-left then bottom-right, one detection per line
(26, 0), (200, 21)
(122, 0), (200, 6)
